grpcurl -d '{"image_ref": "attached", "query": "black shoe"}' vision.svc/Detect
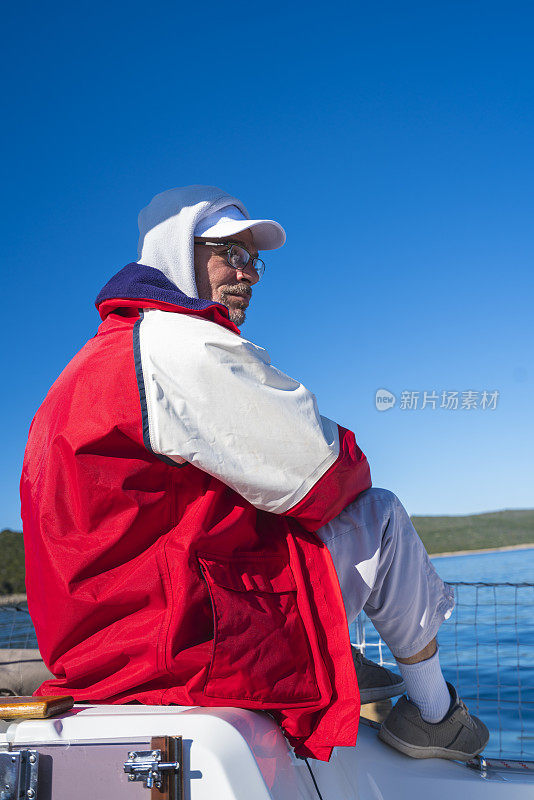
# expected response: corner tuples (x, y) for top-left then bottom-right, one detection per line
(352, 645), (406, 703)
(378, 682), (490, 760)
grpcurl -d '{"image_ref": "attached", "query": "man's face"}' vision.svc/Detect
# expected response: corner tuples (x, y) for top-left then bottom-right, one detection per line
(194, 228), (259, 326)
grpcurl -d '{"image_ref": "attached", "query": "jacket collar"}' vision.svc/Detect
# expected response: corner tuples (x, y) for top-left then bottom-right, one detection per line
(95, 262), (240, 334)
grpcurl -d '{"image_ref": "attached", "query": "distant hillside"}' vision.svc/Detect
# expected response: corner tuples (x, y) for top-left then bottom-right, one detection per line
(412, 509), (534, 555)
(1, 509), (533, 595)
(0, 529), (26, 595)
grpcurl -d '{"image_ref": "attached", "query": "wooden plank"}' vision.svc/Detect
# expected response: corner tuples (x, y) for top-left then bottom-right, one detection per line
(150, 735), (183, 800)
(0, 695), (74, 719)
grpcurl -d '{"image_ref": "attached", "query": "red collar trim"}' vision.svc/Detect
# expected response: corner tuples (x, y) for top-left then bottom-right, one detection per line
(98, 297), (241, 335)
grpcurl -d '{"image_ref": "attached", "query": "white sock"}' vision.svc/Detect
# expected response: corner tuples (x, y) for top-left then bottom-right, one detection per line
(395, 648), (451, 723)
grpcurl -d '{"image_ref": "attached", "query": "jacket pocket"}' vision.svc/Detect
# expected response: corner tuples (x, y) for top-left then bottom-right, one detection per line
(198, 552), (320, 704)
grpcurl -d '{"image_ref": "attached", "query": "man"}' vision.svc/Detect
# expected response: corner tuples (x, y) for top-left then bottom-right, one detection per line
(21, 185), (488, 762)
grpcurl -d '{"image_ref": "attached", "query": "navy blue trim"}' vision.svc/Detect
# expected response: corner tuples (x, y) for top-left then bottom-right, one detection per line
(97, 262), (228, 316)
(132, 310), (178, 468)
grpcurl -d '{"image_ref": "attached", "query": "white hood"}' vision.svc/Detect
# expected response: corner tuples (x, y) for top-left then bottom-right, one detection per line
(137, 185), (250, 298)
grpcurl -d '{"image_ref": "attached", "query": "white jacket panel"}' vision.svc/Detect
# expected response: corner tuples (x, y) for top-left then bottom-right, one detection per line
(137, 309), (340, 514)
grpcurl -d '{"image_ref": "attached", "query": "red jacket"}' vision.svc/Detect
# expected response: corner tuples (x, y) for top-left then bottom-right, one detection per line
(20, 263), (372, 760)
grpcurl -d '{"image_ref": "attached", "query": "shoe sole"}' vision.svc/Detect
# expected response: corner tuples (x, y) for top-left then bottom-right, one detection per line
(359, 681), (406, 704)
(378, 724), (487, 761)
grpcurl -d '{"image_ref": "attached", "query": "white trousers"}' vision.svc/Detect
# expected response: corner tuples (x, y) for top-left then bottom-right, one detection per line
(317, 488), (455, 659)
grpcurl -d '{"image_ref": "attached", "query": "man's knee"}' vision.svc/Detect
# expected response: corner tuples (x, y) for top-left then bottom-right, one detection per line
(355, 486), (400, 511)
(319, 487), (405, 549)
(349, 487), (410, 547)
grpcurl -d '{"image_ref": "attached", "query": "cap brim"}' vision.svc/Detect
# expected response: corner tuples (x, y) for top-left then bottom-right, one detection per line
(196, 218), (286, 250)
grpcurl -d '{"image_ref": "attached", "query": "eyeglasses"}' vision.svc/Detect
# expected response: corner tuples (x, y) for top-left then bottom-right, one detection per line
(195, 240), (266, 280)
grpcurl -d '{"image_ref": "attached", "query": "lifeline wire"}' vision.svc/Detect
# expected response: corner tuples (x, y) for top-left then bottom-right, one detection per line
(305, 758), (325, 800)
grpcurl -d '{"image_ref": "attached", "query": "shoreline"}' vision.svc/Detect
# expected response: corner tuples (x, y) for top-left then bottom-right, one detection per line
(0, 593), (27, 606)
(430, 542), (534, 558)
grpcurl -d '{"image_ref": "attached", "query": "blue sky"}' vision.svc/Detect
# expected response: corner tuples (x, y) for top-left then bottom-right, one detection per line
(2, 1), (532, 528)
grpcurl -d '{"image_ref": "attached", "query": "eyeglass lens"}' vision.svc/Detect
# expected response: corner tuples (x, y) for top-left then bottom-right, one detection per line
(228, 245), (265, 279)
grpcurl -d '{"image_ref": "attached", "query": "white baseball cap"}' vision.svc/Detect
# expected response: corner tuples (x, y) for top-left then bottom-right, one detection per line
(194, 205), (286, 250)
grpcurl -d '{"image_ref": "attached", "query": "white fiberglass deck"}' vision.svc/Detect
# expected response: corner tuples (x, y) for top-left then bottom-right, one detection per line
(1, 704), (533, 800)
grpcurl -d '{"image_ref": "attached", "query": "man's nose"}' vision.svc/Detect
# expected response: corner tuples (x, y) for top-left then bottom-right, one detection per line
(235, 267), (259, 285)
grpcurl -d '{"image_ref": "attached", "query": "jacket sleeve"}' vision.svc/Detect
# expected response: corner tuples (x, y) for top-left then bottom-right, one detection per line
(135, 309), (371, 531)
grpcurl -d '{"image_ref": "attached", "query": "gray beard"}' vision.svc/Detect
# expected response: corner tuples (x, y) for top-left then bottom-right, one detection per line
(218, 283), (251, 326)
(228, 307), (246, 326)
